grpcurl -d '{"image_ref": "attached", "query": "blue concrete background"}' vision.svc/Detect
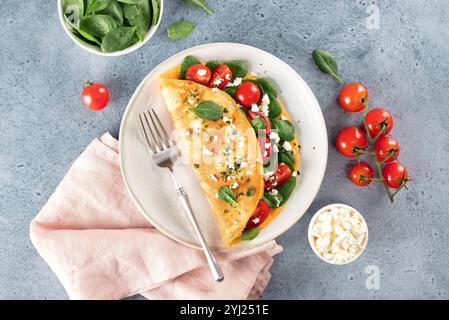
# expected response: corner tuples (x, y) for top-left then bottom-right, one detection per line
(1, 0), (448, 299)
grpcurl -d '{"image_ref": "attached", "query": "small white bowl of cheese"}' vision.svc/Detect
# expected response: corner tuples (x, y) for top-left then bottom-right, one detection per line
(308, 203), (368, 265)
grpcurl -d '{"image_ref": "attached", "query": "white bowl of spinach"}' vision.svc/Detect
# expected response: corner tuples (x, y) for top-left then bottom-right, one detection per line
(59, 0), (163, 56)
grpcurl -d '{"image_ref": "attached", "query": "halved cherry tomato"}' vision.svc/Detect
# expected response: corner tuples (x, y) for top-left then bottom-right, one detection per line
(365, 108), (394, 137)
(382, 162), (409, 188)
(82, 81), (109, 111)
(374, 136), (400, 163)
(236, 82), (261, 107)
(258, 136), (272, 162)
(246, 110), (271, 136)
(336, 127), (368, 158)
(338, 83), (368, 112)
(185, 64), (212, 86)
(209, 64), (232, 89)
(264, 163), (292, 190)
(246, 200), (270, 229)
(349, 162), (374, 187)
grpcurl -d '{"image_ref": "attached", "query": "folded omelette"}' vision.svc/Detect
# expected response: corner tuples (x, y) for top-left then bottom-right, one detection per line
(160, 76), (264, 246)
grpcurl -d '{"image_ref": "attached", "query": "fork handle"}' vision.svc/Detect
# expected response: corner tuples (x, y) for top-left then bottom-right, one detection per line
(169, 170), (224, 282)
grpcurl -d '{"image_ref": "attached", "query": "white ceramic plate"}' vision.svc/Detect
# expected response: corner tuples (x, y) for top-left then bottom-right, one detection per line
(119, 43), (328, 250)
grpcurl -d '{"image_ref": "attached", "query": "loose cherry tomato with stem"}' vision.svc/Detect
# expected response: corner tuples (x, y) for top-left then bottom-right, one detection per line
(264, 163), (292, 190)
(382, 162), (409, 189)
(185, 64), (212, 86)
(236, 82), (262, 107)
(338, 83), (368, 112)
(246, 200), (270, 229)
(349, 162), (374, 187)
(374, 136), (400, 163)
(336, 127), (368, 158)
(82, 81), (110, 111)
(246, 110), (271, 136)
(365, 108), (394, 137)
(209, 64), (233, 89)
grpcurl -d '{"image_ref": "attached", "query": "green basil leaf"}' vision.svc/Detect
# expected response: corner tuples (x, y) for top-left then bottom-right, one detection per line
(250, 77), (278, 98)
(222, 86), (237, 99)
(80, 14), (117, 38)
(167, 21), (196, 40)
(73, 28), (102, 45)
(101, 26), (137, 52)
(278, 151), (295, 171)
(271, 119), (295, 141)
(97, 0), (123, 25)
(85, 0), (111, 16)
(205, 60), (249, 79)
(267, 92), (282, 118)
(251, 118), (266, 131)
(312, 49), (344, 83)
(179, 55), (201, 79)
(263, 191), (284, 208)
(151, 0), (160, 25)
(189, 101), (223, 120)
(63, 0), (85, 27)
(277, 176), (297, 206)
(246, 186), (254, 197)
(240, 227), (260, 241)
(184, 0), (214, 15)
(218, 186), (237, 206)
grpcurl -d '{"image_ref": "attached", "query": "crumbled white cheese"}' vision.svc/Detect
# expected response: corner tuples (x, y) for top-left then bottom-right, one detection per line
(261, 94), (270, 106)
(310, 206), (367, 264)
(197, 68), (207, 76)
(282, 141), (293, 151)
(213, 79), (222, 86)
(230, 182), (239, 189)
(240, 161), (248, 168)
(210, 174), (218, 182)
(187, 98), (195, 105)
(211, 88), (218, 93)
(223, 116), (232, 123)
(202, 146), (214, 156)
(260, 104), (269, 117)
(272, 144), (279, 153)
(292, 171), (297, 177)
(251, 217), (260, 224)
(264, 143), (271, 150)
(271, 189), (278, 195)
(227, 77), (242, 87)
(251, 104), (260, 112)
(246, 170), (252, 176)
(233, 219), (239, 225)
(280, 115), (287, 120)
(269, 131), (280, 143)
(225, 73), (232, 80)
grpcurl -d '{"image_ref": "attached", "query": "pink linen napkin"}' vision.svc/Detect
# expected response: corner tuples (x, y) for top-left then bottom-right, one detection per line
(30, 133), (282, 300)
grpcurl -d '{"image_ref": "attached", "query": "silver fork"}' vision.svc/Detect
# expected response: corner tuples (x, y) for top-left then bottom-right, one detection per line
(138, 108), (224, 282)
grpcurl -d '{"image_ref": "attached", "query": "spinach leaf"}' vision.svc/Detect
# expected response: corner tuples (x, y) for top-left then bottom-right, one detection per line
(206, 60), (249, 79)
(312, 49), (343, 83)
(85, 0), (111, 16)
(184, 0), (214, 15)
(218, 186), (237, 206)
(222, 86), (237, 99)
(80, 14), (117, 39)
(123, 3), (139, 20)
(271, 119), (295, 141)
(63, 0), (85, 27)
(250, 77), (278, 98)
(267, 92), (281, 118)
(251, 118), (266, 131)
(73, 28), (101, 45)
(179, 55), (201, 79)
(97, 0), (123, 25)
(167, 21), (196, 40)
(122, 0), (151, 41)
(101, 26), (137, 52)
(116, 0), (140, 3)
(240, 227), (260, 241)
(263, 191), (284, 208)
(189, 101), (223, 120)
(278, 150), (295, 171)
(151, 0), (160, 25)
(277, 176), (297, 206)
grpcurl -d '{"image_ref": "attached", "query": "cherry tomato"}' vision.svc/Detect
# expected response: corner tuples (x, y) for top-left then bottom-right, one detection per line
(382, 162), (409, 188)
(349, 162), (374, 187)
(236, 82), (262, 107)
(338, 83), (368, 112)
(336, 127), (368, 158)
(246, 200), (270, 229)
(258, 136), (272, 162)
(82, 81), (109, 111)
(185, 64), (212, 86)
(246, 110), (271, 136)
(264, 163), (292, 190)
(208, 64), (233, 89)
(365, 108), (394, 137)
(374, 136), (400, 163)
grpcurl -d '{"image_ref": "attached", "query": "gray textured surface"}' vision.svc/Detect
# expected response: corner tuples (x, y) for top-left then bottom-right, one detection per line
(1, 0), (448, 299)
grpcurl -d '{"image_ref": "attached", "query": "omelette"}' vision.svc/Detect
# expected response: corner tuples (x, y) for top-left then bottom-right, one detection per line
(160, 76), (265, 246)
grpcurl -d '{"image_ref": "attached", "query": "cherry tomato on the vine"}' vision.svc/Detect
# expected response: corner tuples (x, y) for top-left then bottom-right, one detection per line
(246, 200), (270, 229)
(338, 83), (368, 112)
(336, 127), (368, 158)
(209, 64), (233, 89)
(349, 162), (374, 187)
(365, 108), (394, 137)
(236, 82), (262, 107)
(82, 81), (110, 111)
(374, 136), (400, 163)
(185, 64), (212, 86)
(382, 162), (409, 188)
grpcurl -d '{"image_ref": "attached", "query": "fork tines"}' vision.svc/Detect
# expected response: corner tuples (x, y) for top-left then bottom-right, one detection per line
(139, 108), (171, 153)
